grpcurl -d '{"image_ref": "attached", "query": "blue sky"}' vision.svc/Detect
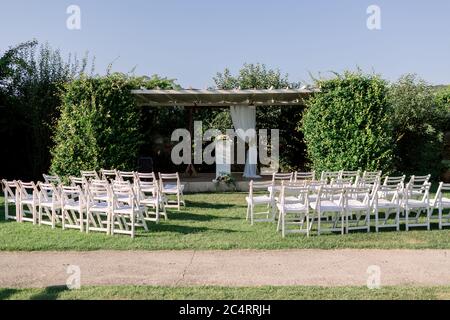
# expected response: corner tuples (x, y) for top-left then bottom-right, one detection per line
(1, 0), (449, 88)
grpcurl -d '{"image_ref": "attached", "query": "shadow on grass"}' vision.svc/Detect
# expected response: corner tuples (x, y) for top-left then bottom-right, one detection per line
(149, 223), (239, 234)
(29, 285), (70, 300)
(186, 201), (236, 210)
(0, 288), (19, 300)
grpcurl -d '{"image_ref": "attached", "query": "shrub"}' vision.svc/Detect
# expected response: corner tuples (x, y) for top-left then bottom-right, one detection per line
(50, 73), (175, 177)
(302, 71), (394, 173)
(388, 74), (447, 178)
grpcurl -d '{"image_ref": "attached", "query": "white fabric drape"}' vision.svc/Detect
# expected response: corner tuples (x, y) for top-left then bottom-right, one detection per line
(230, 105), (260, 178)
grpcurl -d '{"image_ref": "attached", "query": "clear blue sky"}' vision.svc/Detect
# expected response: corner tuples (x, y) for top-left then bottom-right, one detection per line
(1, 0), (449, 88)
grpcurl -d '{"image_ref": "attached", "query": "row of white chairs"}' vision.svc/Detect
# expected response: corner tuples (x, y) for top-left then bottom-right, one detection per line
(246, 175), (450, 237)
(43, 170), (186, 211)
(1, 173), (184, 238)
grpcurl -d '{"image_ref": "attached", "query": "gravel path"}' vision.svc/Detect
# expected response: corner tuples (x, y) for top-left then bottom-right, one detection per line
(1, 249), (450, 288)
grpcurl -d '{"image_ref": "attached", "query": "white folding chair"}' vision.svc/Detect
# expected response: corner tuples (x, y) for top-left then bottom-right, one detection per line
(159, 172), (185, 211)
(246, 180), (275, 225)
(401, 182), (431, 231)
(60, 185), (86, 232)
(320, 171), (340, 183)
(310, 186), (346, 235)
(1, 179), (19, 221)
(70, 176), (87, 189)
(272, 172), (294, 183)
(136, 179), (166, 222)
(110, 181), (148, 238)
(294, 171), (315, 182)
(16, 181), (39, 224)
(100, 169), (118, 182)
(345, 186), (371, 233)
(117, 171), (136, 183)
(363, 171), (382, 180)
(86, 180), (111, 234)
(430, 182), (450, 229)
(373, 184), (401, 232)
(37, 182), (62, 229)
(135, 172), (157, 183)
(42, 174), (61, 185)
(340, 170), (361, 184)
(407, 174), (431, 199)
(276, 181), (310, 237)
(80, 170), (100, 181)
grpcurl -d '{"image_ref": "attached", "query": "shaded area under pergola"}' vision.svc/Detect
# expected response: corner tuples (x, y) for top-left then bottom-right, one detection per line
(131, 88), (318, 177)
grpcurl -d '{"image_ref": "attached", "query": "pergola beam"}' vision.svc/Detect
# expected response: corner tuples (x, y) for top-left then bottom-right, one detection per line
(131, 88), (319, 107)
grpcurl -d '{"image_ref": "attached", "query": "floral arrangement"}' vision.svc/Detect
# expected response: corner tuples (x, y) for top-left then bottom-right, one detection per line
(212, 172), (236, 190)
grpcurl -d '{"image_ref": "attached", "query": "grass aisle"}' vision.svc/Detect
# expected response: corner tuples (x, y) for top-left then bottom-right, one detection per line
(1, 285), (450, 300)
(1, 192), (450, 251)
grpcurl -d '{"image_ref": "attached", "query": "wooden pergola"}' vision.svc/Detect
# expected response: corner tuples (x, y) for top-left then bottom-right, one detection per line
(131, 88), (318, 176)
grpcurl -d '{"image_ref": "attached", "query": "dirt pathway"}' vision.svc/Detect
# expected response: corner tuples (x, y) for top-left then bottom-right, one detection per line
(1, 249), (450, 288)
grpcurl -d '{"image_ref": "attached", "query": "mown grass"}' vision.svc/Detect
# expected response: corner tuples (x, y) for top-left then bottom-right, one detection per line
(1, 192), (450, 251)
(1, 285), (450, 300)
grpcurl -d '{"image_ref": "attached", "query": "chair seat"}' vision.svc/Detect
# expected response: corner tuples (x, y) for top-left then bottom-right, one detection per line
(40, 201), (61, 209)
(310, 200), (342, 212)
(346, 199), (369, 211)
(275, 196), (299, 203)
(162, 184), (185, 193)
(431, 198), (450, 208)
(63, 200), (85, 210)
(140, 198), (159, 205)
(402, 200), (429, 209)
(277, 202), (308, 212)
(376, 199), (399, 209)
(113, 205), (140, 214)
(246, 195), (272, 205)
(88, 202), (109, 212)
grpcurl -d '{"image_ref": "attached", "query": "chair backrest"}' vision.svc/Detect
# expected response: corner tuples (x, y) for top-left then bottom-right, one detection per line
(248, 180), (274, 199)
(340, 170), (360, 180)
(357, 176), (380, 188)
(159, 172), (181, 188)
(409, 174), (431, 185)
(345, 186), (371, 204)
(330, 177), (354, 188)
(433, 182), (450, 206)
(383, 175), (405, 186)
(86, 180), (111, 203)
(111, 180), (138, 208)
(69, 176), (87, 188)
(100, 169), (118, 181)
(320, 171), (341, 183)
(61, 185), (85, 207)
(272, 172), (294, 183)
(294, 171), (315, 182)
(136, 179), (159, 199)
(17, 181), (39, 200)
(135, 172), (157, 183)
(42, 174), (61, 184)
(404, 182), (431, 203)
(363, 171), (382, 179)
(2, 179), (17, 201)
(81, 170), (99, 181)
(316, 186), (346, 207)
(279, 181), (309, 207)
(38, 182), (60, 203)
(117, 171), (135, 182)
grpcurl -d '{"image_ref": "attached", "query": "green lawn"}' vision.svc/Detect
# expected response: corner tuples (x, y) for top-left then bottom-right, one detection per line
(1, 285), (450, 300)
(1, 192), (450, 251)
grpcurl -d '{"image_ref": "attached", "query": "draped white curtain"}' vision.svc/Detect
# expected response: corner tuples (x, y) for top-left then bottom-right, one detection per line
(230, 105), (260, 178)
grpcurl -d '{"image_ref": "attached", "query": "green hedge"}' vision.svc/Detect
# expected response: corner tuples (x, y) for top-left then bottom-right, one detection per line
(302, 71), (395, 173)
(50, 73), (176, 177)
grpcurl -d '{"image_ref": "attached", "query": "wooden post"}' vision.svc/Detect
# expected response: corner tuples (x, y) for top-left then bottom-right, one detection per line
(184, 106), (197, 177)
